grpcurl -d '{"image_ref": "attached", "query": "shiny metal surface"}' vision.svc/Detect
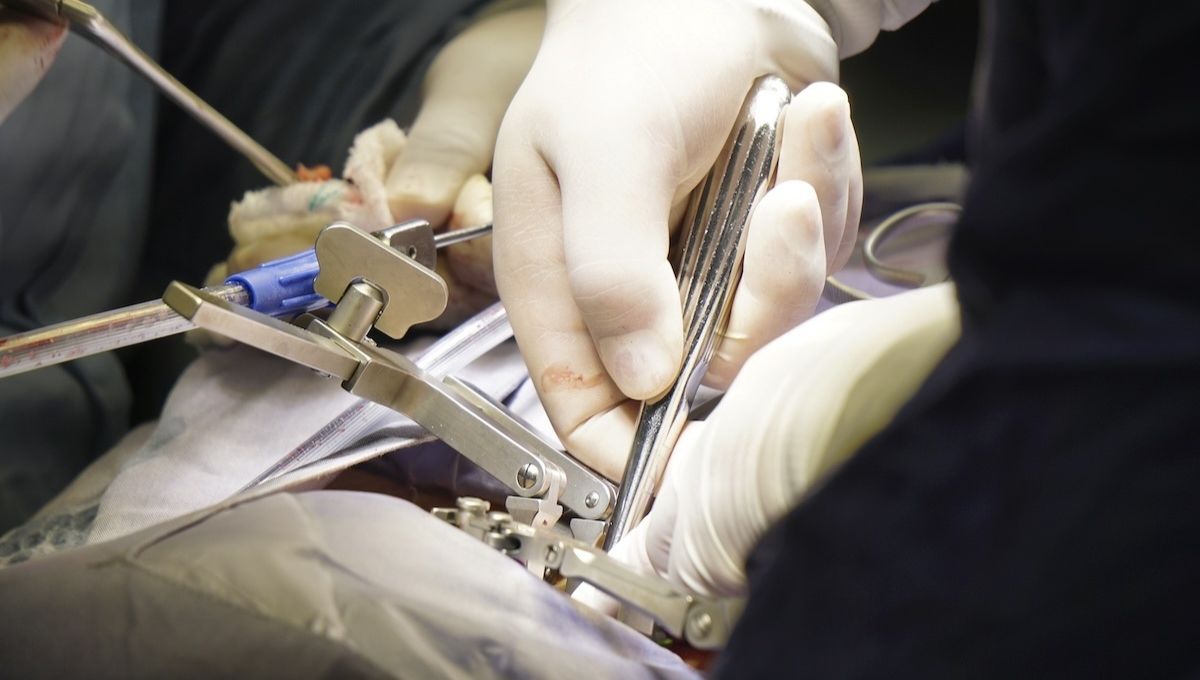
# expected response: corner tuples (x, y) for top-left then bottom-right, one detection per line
(380, 219), (437, 269)
(313, 223), (449, 340)
(862, 201), (960, 287)
(435, 497), (742, 649)
(3, 0), (296, 186)
(604, 76), (792, 550)
(241, 300), (513, 490)
(431, 222), (493, 248)
(442, 375), (614, 519)
(167, 278), (614, 519)
(0, 284), (247, 379)
(413, 299), (510, 378)
(343, 343), (613, 520)
(0, 223), (490, 380)
(163, 283), (360, 379)
(324, 282), (385, 341)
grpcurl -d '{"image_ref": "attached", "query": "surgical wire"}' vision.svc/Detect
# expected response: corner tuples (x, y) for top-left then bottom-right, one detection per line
(824, 201), (962, 302)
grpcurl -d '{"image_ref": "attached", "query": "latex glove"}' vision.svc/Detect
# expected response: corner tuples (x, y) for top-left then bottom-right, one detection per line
(494, 0), (862, 477)
(385, 0), (545, 226)
(578, 284), (960, 609)
(0, 9), (66, 124)
(209, 122), (498, 332)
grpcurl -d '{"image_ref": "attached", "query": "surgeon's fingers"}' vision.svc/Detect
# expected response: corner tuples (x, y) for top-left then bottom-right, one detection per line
(776, 82), (861, 272)
(386, 6), (542, 226)
(837, 109), (864, 271)
(705, 180), (827, 389)
(385, 106), (493, 227)
(703, 84), (858, 388)
(551, 126), (686, 402)
(493, 125), (633, 480)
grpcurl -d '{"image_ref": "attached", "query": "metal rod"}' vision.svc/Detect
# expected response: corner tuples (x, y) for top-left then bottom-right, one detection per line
(77, 8), (296, 186)
(433, 223), (493, 248)
(861, 202), (960, 287)
(0, 285), (247, 378)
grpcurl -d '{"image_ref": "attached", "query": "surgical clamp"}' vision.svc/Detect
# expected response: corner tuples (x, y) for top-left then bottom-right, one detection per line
(2, 0), (296, 186)
(434, 497), (742, 650)
(604, 75), (792, 549)
(161, 220), (617, 528)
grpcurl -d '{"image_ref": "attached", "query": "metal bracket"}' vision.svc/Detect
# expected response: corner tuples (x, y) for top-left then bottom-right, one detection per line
(378, 219), (438, 270)
(313, 222), (447, 339)
(433, 497), (743, 650)
(162, 229), (616, 521)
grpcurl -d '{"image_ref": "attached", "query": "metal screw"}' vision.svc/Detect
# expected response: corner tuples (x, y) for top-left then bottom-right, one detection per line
(689, 612), (713, 639)
(517, 463), (540, 489)
(584, 491), (600, 509)
(457, 497), (489, 515)
(544, 544), (562, 567)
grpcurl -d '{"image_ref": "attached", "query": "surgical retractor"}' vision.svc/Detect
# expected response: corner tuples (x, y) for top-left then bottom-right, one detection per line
(604, 75), (792, 550)
(0, 222), (493, 379)
(2, 0), (296, 186)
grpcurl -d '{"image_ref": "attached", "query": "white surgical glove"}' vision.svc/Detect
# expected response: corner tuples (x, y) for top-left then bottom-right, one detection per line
(0, 9), (66, 125)
(385, 0), (545, 226)
(579, 284), (960, 606)
(494, 0), (869, 477)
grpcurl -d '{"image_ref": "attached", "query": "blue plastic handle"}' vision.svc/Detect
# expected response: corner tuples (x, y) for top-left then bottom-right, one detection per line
(224, 248), (327, 317)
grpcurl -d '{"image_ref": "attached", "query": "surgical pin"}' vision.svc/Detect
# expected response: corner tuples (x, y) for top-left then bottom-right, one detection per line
(3, 0), (296, 186)
(0, 222), (492, 379)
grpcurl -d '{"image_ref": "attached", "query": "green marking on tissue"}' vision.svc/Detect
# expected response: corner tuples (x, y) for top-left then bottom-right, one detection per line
(308, 184), (341, 212)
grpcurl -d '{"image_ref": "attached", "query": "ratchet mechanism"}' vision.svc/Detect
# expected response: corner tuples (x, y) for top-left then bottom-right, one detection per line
(434, 496), (743, 650)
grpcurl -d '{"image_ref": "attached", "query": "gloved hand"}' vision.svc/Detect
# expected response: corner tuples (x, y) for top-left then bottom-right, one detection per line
(0, 9), (67, 124)
(577, 284), (960, 607)
(385, 0), (545, 226)
(493, 0), (862, 477)
(201, 122), (500, 340)
(208, 1), (543, 331)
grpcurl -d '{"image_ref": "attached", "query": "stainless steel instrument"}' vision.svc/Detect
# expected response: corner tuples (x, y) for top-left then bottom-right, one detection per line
(604, 75), (792, 549)
(3, 0), (296, 186)
(161, 221), (616, 527)
(435, 496), (743, 650)
(0, 222), (490, 379)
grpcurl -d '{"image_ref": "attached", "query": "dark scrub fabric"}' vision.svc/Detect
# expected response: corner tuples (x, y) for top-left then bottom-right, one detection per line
(0, 0), (486, 530)
(0, 0), (159, 531)
(719, 2), (1200, 677)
